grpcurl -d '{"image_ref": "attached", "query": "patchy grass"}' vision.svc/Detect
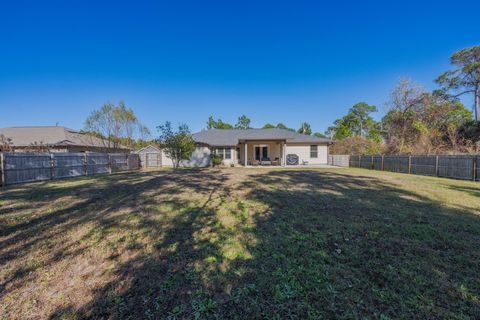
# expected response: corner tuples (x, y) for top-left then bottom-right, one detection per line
(1, 168), (479, 319)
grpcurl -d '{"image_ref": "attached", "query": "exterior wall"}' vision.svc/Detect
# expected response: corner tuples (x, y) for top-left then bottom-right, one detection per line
(161, 149), (174, 166)
(211, 146), (237, 166)
(161, 146), (212, 167)
(239, 141), (283, 165)
(181, 146), (212, 167)
(285, 143), (328, 165)
(159, 143), (329, 167)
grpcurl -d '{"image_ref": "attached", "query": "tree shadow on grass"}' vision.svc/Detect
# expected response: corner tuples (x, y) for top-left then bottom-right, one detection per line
(2, 169), (480, 319)
(222, 170), (480, 319)
(0, 168), (231, 318)
(447, 184), (480, 198)
(50, 169), (480, 318)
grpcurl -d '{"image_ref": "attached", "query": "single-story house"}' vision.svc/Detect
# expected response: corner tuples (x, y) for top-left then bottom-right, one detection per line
(0, 126), (131, 153)
(161, 128), (332, 167)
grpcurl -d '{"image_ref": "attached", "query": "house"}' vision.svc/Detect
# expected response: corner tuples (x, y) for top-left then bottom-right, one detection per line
(0, 126), (131, 153)
(160, 128), (332, 167)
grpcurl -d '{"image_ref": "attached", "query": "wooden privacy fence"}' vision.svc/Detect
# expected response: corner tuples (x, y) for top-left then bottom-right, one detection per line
(0, 152), (140, 186)
(349, 155), (479, 182)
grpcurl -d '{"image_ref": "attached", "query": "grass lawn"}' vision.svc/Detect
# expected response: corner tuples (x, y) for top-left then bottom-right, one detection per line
(1, 167), (479, 319)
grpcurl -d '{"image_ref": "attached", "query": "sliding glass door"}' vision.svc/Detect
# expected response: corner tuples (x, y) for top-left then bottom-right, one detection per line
(254, 145), (269, 160)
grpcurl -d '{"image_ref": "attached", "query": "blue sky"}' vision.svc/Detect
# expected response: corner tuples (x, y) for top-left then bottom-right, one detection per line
(1, 0), (479, 136)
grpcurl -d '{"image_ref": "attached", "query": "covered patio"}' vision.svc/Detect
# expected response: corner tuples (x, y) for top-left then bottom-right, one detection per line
(238, 139), (287, 166)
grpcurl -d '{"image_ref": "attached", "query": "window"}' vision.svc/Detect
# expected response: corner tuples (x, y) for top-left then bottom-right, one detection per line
(214, 147), (224, 159)
(213, 147), (232, 159)
(225, 148), (231, 159)
(310, 145), (318, 158)
(236, 147), (240, 160)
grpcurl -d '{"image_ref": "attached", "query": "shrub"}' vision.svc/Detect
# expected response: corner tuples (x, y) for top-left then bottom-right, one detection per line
(211, 154), (223, 167)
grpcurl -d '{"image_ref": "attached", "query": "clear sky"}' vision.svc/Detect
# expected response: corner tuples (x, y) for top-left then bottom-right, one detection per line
(1, 0), (479, 136)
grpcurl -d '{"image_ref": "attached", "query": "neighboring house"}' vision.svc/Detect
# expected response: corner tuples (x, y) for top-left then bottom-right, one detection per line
(0, 126), (131, 153)
(159, 128), (332, 167)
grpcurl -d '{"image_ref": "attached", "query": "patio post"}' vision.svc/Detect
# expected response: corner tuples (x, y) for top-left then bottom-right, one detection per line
(283, 142), (286, 166)
(244, 143), (248, 166)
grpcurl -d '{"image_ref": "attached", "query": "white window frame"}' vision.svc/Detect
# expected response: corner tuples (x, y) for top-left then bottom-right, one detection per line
(224, 147), (232, 159)
(214, 147), (232, 160)
(310, 145), (318, 158)
(214, 147), (225, 159)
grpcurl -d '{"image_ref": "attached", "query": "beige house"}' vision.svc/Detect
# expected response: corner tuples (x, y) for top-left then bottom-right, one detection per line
(162, 128), (332, 167)
(0, 126), (131, 153)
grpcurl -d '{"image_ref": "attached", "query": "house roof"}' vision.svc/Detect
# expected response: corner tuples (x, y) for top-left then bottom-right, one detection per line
(0, 126), (131, 150)
(192, 128), (332, 146)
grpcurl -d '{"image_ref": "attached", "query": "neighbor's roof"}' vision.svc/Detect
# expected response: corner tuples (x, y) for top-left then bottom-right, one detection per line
(0, 126), (130, 150)
(193, 128), (332, 146)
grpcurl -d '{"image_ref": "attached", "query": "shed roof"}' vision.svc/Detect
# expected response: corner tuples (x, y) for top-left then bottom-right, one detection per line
(136, 145), (161, 153)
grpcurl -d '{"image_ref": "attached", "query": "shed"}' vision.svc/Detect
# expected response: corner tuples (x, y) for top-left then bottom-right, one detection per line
(136, 145), (162, 168)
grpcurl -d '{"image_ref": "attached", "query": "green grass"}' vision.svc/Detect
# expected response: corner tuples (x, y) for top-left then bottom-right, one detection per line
(1, 168), (479, 319)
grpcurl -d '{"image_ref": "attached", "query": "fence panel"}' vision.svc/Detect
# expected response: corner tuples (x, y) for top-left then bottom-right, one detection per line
(110, 154), (128, 172)
(348, 154), (478, 181)
(383, 156), (410, 173)
(0, 152), (141, 186)
(359, 156), (373, 169)
(349, 155), (360, 168)
(411, 156), (436, 176)
(372, 156), (383, 170)
(86, 153), (110, 175)
(437, 155), (474, 180)
(127, 154), (140, 170)
(53, 153), (85, 178)
(4, 153), (52, 184)
(328, 155), (349, 167)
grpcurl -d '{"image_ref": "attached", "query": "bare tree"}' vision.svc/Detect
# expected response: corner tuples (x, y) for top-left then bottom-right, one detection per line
(85, 102), (149, 151)
(383, 79), (425, 154)
(0, 134), (13, 152)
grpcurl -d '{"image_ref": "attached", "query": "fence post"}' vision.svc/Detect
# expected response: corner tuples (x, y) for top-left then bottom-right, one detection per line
(50, 153), (55, 180)
(108, 154), (112, 174)
(435, 155), (439, 177)
(84, 153), (88, 176)
(381, 155), (384, 171)
(473, 156), (477, 181)
(371, 155), (374, 170)
(126, 154), (129, 170)
(408, 156), (412, 174)
(0, 153), (5, 187)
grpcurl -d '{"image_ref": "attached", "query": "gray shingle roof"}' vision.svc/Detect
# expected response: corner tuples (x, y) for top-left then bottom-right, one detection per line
(193, 128), (332, 146)
(0, 126), (130, 150)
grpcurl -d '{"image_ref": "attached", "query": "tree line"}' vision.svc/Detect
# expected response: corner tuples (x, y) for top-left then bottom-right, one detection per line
(206, 115), (327, 138)
(328, 45), (480, 155)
